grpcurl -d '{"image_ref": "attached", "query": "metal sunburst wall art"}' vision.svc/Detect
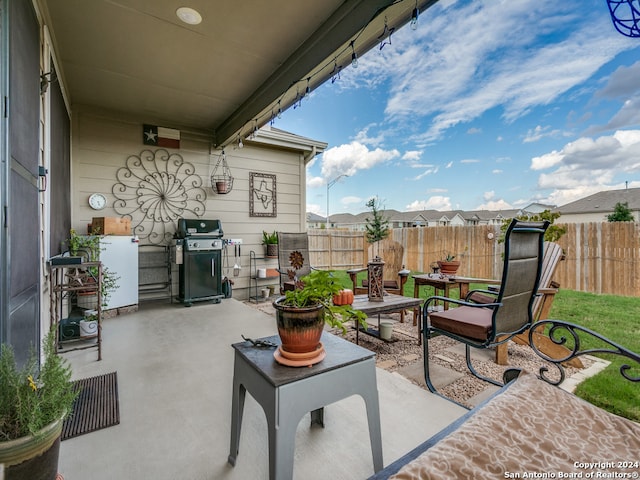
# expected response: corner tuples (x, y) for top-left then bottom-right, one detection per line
(112, 149), (207, 244)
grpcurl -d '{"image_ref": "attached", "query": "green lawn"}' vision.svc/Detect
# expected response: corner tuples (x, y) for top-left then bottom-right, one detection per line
(329, 270), (640, 421)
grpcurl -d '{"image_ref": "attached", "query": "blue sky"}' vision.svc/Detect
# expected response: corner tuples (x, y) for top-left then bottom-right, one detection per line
(274, 0), (640, 217)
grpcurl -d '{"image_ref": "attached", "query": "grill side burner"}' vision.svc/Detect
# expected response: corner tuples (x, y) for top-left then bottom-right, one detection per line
(174, 218), (224, 306)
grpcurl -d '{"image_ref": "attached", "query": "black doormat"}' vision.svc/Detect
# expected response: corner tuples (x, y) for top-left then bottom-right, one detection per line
(62, 371), (120, 441)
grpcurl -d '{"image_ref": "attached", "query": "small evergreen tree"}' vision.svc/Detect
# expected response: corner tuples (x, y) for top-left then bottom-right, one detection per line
(607, 202), (635, 222)
(365, 197), (389, 245)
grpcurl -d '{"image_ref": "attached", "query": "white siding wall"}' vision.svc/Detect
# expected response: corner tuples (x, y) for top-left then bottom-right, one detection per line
(559, 211), (640, 223)
(559, 212), (613, 223)
(71, 106), (310, 299)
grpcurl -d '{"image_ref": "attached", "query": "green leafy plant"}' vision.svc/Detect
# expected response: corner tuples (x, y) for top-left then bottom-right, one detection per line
(65, 229), (120, 307)
(278, 269), (367, 333)
(261, 231), (278, 245)
(0, 328), (78, 441)
(442, 245), (468, 262)
(499, 210), (566, 243)
(607, 202), (635, 222)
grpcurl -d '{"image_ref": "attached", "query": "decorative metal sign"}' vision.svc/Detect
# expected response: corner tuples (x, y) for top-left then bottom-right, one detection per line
(112, 149), (207, 244)
(249, 172), (277, 217)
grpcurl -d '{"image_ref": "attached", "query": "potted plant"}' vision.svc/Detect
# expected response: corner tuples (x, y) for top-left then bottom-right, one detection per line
(273, 268), (367, 357)
(65, 229), (120, 308)
(437, 252), (460, 275)
(262, 230), (278, 258)
(79, 310), (99, 337)
(0, 327), (79, 479)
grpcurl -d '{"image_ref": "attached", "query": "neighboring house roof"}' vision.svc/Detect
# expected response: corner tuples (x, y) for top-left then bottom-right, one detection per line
(553, 188), (640, 215)
(522, 202), (556, 214)
(307, 212), (326, 223)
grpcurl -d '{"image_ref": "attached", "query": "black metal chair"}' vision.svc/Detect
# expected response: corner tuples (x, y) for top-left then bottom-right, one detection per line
(422, 219), (549, 403)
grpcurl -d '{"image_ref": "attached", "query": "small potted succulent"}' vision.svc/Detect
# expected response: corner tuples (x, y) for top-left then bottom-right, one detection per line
(437, 252), (460, 275)
(262, 230), (278, 258)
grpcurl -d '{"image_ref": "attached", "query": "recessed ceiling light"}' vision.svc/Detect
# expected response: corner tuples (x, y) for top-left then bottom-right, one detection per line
(176, 7), (202, 25)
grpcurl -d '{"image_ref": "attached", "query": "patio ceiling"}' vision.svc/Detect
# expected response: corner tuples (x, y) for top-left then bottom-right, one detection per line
(41, 0), (439, 147)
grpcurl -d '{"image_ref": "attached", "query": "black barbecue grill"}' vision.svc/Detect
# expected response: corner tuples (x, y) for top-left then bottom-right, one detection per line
(174, 218), (224, 306)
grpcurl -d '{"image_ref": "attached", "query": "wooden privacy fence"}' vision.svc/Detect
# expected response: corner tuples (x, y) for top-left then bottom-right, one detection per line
(308, 222), (640, 297)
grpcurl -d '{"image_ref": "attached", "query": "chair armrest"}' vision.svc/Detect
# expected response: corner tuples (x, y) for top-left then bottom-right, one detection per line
(346, 267), (367, 275)
(465, 288), (498, 303)
(537, 287), (558, 295)
(424, 295), (501, 311)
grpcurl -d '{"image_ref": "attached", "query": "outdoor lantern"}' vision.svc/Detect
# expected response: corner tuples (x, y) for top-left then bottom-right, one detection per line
(367, 256), (385, 302)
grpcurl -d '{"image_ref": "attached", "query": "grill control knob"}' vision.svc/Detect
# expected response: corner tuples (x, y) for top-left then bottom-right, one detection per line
(193, 242), (199, 248)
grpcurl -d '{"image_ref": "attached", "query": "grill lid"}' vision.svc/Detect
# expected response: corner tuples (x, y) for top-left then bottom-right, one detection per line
(176, 218), (223, 238)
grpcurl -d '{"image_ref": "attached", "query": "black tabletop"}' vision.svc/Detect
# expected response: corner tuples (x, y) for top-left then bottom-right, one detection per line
(231, 331), (375, 388)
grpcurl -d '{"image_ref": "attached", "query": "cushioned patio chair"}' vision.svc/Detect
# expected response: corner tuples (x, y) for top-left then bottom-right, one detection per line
(469, 242), (564, 368)
(277, 232), (316, 293)
(469, 241), (565, 364)
(422, 219), (549, 403)
(347, 238), (410, 321)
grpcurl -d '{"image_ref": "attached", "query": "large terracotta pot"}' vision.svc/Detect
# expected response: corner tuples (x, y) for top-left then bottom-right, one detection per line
(0, 416), (64, 480)
(437, 260), (460, 275)
(272, 298), (324, 353)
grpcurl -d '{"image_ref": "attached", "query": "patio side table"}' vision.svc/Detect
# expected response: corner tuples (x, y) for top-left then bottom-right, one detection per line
(228, 331), (383, 480)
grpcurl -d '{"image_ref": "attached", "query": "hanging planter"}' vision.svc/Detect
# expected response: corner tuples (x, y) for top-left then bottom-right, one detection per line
(210, 150), (234, 194)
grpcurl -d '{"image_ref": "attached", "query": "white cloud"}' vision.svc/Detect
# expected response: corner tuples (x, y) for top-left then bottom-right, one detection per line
(412, 166), (439, 180)
(306, 203), (324, 215)
(406, 196), (452, 211)
(306, 175), (324, 188)
(353, 125), (386, 147)
(341, 196), (362, 206)
(483, 191), (495, 201)
(531, 150), (564, 170)
(467, 127), (482, 135)
(346, 0), (636, 143)
(492, 169), (503, 174)
(523, 125), (562, 143)
(588, 96), (640, 133)
(531, 130), (640, 204)
(596, 60), (640, 98)
(320, 141), (400, 179)
(460, 159), (480, 164)
(402, 150), (423, 161)
(476, 198), (514, 210)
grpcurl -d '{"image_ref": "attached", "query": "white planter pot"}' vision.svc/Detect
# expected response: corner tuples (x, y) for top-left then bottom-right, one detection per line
(379, 321), (393, 341)
(79, 319), (98, 337)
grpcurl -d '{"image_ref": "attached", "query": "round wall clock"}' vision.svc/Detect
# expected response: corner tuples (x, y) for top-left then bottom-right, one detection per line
(88, 193), (107, 210)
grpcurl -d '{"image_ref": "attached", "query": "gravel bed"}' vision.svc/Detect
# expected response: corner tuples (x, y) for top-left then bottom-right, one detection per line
(245, 301), (590, 408)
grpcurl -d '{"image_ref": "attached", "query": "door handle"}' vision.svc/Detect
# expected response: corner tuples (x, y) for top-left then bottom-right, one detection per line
(211, 258), (215, 277)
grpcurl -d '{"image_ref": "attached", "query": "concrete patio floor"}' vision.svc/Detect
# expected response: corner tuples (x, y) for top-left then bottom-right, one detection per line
(58, 298), (466, 480)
